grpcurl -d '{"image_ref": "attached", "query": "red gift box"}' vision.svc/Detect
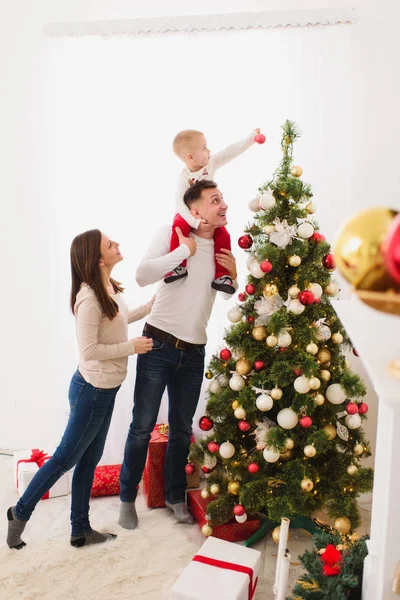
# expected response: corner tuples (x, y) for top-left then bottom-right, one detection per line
(187, 490), (261, 543)
(90, 464), (121, 497)
(143, 424), (199, 508)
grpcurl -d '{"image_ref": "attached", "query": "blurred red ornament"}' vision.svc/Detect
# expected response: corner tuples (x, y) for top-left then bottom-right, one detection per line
(202, 465), (213, 474)
(383, 213), (400, 284)
(248, 462), (259, 474)
(238, 420), (251, 432)
(238, 234), (253, 249)
(185, 464), (196, 475)
(220, 348), (232, 361)
(199, 416), (214, 431)
(254, 360), (265, 371)
(299, 416), (313, 428)
(247, 315), (255, 323)
(233, 504), (246, 516)
(346, 403), (358, 415)
(293, 368), (303, 376)
(255, 133), (266, 144)
(323, 254), (336, 271)
(245, 284), (256, 295)
(299, 290), (315, 305)
(358, 403), (369, 414)
(260, 260), (273, 273)
(311, 232), (326, 243)
(279, 347), (288, 353)
(238, 292), (247, 302)
(208, 441), (220, 453)
(314, 297), (321, 304)
(353, 348), (359, 357)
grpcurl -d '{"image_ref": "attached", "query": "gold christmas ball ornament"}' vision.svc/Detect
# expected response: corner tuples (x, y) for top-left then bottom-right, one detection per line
(334, 516), (351, 534)
(354, 443), (364, 456)
(264, 224), (276, 235)
(347, 464), (359, 476)
(263, 283), (279, 297)
(320, 370), (331, 382)
(205, 371), (213, 380)
(232, 400), (240, 410)
(306, 343), (319, 355)
(301, 478), (314, 492)
(210, 484), (220, 495)
(272, 525), (291, 544)
(271, 387), (283, 400)
(309, 377), (321, 390)
(304, 445), (317, 458)
(202, 523), (214, 537)
(288, 285), (301, 298)
(201, 488), (210, 499)
(266, 335), (278, 348)
(314, 393), (325, 406)
(227, 480), (240, 495)
(252, 326), (267, 341)
(306, 201), (317, 214)
(317, 348), (332, 364)
(234, 407), (247, 420)
(236, 358), (252, 376)
(280, 450), (293, 461)
(284, 438), (295, 450)
(332, 332), (344, 344)
(324, 424), (337, 440)
(289, 255), (302, 267)
(291, 165), (303, 178)
(325, 282), (339, 296)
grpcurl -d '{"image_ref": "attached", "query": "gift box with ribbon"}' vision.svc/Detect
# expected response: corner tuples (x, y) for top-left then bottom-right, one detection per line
(187, 490), (261, 543)
(13, 449), (69, 499)
(91, 464), (121, 497)
(143, 424), (200, 508)
(170, 536), (261, 600)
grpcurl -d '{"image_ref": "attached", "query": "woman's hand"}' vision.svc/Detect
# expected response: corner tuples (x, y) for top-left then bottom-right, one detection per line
(133, 336), (153, 354)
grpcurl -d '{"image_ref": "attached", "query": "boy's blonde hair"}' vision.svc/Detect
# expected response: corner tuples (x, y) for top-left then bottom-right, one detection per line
(172, 130), (204, 160)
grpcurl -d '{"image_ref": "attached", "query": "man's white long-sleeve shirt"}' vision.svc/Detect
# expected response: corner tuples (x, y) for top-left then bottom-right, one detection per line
(136, 226), (237, 345)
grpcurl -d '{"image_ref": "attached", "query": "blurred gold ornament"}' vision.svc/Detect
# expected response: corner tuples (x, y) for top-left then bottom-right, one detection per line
(309, 377), (321, 390)
(288, 285), (301, 298)
(347, 464), (358, 476)
(314, 393), (325, 406)
(354, 443), (364, 456)
(301, 478), (314, 492)
(304, 445), (317, 458)
(289, 255), (301, 267)
(284, 135), (291, 146)
(227, 480), (240, 495)
(201, 488), (210, 499)
(284, 438), (295, 450)
(266, 335), (278, 347)
(332, 332), (344, 344)
(202, 523), (213, 536)
(306, 201), (317, 214)
(205, 371), (213, 380)
(271, 387), (283, 400)
(264, 224), (276, 235)
(272, 525), (291, 544)
(263, 283), (279, 297)
(344, 360), (350, 369)
(348, 532), (359, 542)
(388, 359), (400, 379)
(320, 370), (331, 382)
(232, 400), (240, 410)
(291, 165), (303, 177)
(318, 348), (332, 364)
(306, 343), (319, 355)
(210, 484), (220, 495)
(324, 424), (337, 440)
(325, 282), (339, 296)
(236, 358), (252, 376)
(231, 461), (241, 467)
(234, 407), (246, 420)
(252, 326), (267, 341)
(280, 450), (293, 461)
(334, 516), (351, 534)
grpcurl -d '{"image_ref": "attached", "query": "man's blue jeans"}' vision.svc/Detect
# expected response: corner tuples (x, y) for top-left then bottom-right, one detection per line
(120, 332), (205, 504)
(15, 370), (120, 536)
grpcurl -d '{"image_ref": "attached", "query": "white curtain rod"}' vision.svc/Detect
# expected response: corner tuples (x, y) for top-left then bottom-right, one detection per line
(44, 7), (358, 38)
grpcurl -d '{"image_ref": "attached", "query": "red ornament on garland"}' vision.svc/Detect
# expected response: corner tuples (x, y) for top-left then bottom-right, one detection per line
(358, 402), (369, 415)
(260, 260), (273, 273)
(245, 283), (256, 295)
(254, 360), (265, 371)
(299, 290), (315, 305)
(238, 234), (253, 249)
(208, 441), (220, 454)
(311, 232), (326, 243)
(247, 315), (255, 323)
(184, 464), (196, 475)
(346, 403), (358, 415)
(314, 297), (321, 304)
(233, 504), (246, 516)
(323, 254), (336, 271)
(255, 133), (266, 144)
(201, 465), (214, 474)
(353, 347), (359, 357)
(238, 292), (247, 302)
(299, 416), (313, 428)
(293, 367), (303, 377)
(279, 347), (288, 353)
(321, 544), (343, 577)
(220, 348), (232, 361)
(199, 416), (214, 431)
(238, 420), (251, 432)
(248, 462), (259, 474)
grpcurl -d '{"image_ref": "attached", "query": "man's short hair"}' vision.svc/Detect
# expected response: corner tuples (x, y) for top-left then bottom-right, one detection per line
(173, 130), (203, 159)
(183, 180), (218, 208)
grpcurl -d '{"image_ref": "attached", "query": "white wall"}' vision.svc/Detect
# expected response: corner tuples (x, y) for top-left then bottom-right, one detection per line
(1, 0), (399, 466)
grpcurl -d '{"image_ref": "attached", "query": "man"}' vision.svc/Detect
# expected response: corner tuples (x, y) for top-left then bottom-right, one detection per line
(119, 179), (238, 528)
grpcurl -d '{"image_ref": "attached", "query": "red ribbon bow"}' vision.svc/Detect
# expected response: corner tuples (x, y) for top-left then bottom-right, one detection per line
(16, 449), (50, 498)
(321, 544), (343, 576)
(192, 554), (258, 600)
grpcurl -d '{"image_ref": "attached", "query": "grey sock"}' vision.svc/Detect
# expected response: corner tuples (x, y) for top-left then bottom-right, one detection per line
(6, 506), (27, 549)
(70, 529), (117, 548)
(165, 501), (194, 524)
(119, 501), (138, 530)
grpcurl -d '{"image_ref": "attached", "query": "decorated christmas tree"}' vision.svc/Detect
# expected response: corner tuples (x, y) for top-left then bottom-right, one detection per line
(188, 120), (373, 539)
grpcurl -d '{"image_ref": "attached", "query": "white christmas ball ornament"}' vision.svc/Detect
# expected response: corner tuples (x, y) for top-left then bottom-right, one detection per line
(209, 379), (222, 394)
(229, 374), (246, 391)
(256, 394), (274, 411)
(228, 306), (243, 323)
(304, 445), (317, 458)
(201, 488), (210, 499)
(345, 413), (362, 429)
(307, 283), (323, 299)
(277, 408), (299, 429)
(320, 370), (331, 382)
(263, 446), (280, 463)
(326, 383), (346, 405)
(325, 282), (339, 296)
(248, 196), (260, 212)
(331, 333), (344, 345)
(314, 393), (325, 406)
(306, 343), (319, 355)
(294, 376), (311, 394)
(218, 374), (229, 388)
(309, 377), (321, 390)
(314, 324), (332, 341)
(249, 261), (265, 279)
(288, 285), (301, 298)
(259, 191), (276, 210)
(288, 299), (305, 315)
(264, 224), (276, 235)
(235, 513), (248, 523)
(266, 335), (278, 348)
(278, 331), (292, 348)
(234, 407), (246, 420)
(297, 222), (315, 239)
(347, 464), (358, 476)
(271, 387), (283, 400)
(306, 201), (317, 214)
(219, 441), (235, 459)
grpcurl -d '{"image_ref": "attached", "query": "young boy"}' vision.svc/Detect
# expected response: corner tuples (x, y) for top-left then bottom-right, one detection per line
(165, 128), (263, 293)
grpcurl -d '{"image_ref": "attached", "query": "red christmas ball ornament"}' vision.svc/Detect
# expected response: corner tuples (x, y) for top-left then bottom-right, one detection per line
(311, 232), (326, 243)
(254, 360), (265, 371)
(238, 234), (253, 249)
(201, 465), (213, 474)
(248, 462), (259, 474)
(208, 441), (220, 454)
(255, 133), (266, 144)
(233, 504), (246, 516)
(314, 297), (321, 304)
(383, 213), (400, 284)
(353, 347), (359, 357)
(298, 290), (315, 306)
(247, 315), (255, 323)
(238, 292), (248, 302)
(245, 283), (256, 295)
(299, 416), (313, 428)
(358, 402), (369, 415)
(238, 420), (251, 432)
(185, 463), (196, 475)
(279, 347), (288, 353)
(260, 260), (273, 273)
(323, 254), (336, 271)
(346, 402), (358, 415)
(220, 348), (232, 361)
(293, 367), (303, 377)
(199, 416), (214, 431)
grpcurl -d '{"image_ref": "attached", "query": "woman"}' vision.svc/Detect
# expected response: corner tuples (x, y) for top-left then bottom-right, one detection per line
(7, 229), (153, 549)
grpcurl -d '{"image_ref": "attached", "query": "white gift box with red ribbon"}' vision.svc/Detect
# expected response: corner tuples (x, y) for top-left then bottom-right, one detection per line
(13, 449), (69, 499)
(170, 536), (261, 600)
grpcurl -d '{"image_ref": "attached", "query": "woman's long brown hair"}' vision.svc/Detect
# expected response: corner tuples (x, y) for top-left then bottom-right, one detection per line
(70, 229), (123, 320)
